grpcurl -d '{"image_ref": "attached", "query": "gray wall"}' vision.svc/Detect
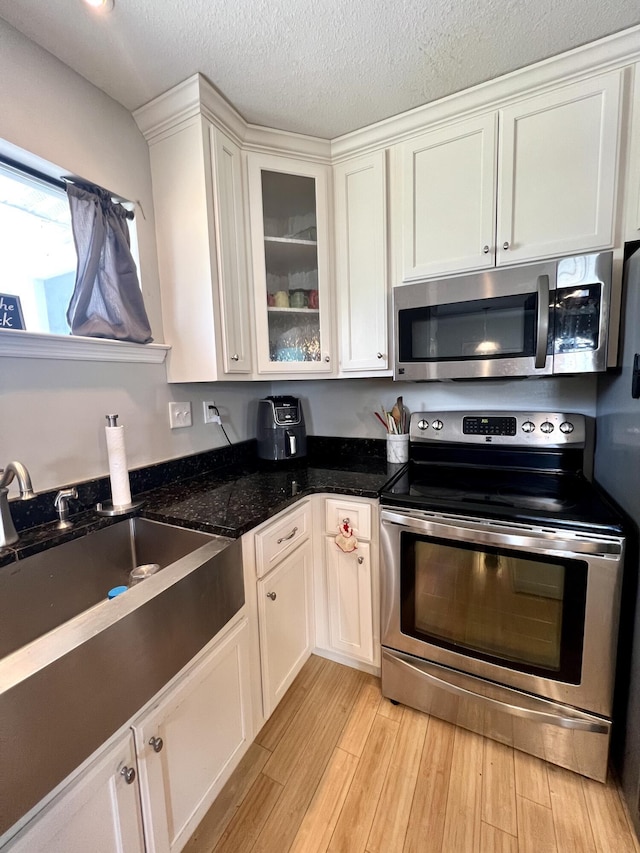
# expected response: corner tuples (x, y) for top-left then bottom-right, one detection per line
(273, 375), (598, 438)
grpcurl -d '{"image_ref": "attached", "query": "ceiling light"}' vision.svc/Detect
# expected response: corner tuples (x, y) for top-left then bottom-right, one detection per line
(82, 0), (115, 12)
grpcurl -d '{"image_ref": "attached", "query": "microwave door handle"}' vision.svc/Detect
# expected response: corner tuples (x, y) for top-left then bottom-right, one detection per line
(535, 274), (550, 369)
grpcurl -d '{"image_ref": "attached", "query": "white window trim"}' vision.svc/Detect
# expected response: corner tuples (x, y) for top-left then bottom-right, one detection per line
(0, 328), (169, 363)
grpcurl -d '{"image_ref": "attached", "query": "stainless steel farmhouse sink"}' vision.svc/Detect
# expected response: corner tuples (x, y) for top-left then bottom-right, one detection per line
(0, 517), (244, 837)
(0, 517), (214, 658)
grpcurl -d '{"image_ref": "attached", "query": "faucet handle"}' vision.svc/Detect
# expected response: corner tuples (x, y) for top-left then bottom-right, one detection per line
(54, 488), (78, 529)
(54, 487), (78, 507)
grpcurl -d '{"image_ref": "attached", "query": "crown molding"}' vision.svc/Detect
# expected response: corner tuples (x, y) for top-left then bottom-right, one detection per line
(331, 24), (640, 161)
(242, 122), (331, 162)
(134, 25), (640, 163)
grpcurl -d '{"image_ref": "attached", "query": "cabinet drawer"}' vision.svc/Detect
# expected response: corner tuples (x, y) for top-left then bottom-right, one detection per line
(325, 499), (372, 541)
(255, 502), (311, 578)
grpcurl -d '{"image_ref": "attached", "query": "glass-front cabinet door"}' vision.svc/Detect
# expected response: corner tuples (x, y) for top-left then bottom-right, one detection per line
(247, 153), (332, 373)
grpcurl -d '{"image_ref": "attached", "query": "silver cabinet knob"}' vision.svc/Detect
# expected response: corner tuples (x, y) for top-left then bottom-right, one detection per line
(503, 241), (510, 250)
(230, 353), (240, 361)
(149, 736), (164, 753)
(324, 355), (330, 363)
(121, 766), (136, 784)
(358, 556), (364, 564)
(483, 245), (490, 254)
(376, 352), (384, 359)
(266, 591), (277, 600)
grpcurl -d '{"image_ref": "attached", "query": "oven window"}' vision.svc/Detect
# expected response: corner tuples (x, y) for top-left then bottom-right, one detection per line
(400, 535), (587, 682)
(398, 293), (538, 362)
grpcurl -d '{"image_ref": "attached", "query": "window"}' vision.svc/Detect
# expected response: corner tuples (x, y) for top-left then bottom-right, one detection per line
(0, 162), (77, 335)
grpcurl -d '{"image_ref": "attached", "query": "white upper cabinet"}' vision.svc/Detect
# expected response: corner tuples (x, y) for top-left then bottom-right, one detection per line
(247, 152), (333, 374)
(147, 116), (252, 382)
(400, 114), (498, 280)
(397, 70), (623, 281)
(623, 62), (640, 242)
(497, 71), (622, 264)
(210, 126), (253, 373)
(334, 150), (390, 374)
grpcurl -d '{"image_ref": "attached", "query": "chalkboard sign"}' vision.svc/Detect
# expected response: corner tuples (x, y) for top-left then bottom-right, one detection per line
(0, 294), (25, 330)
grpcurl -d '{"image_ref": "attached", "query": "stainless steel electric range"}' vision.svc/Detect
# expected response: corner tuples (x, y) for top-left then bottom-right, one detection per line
(379, 411), (625, 781)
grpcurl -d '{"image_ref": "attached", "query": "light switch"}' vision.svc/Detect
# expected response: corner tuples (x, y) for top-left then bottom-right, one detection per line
(168, 401), (192, 429)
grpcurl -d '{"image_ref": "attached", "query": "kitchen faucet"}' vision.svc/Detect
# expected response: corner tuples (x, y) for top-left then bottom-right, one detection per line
(0, 461), (35, 549)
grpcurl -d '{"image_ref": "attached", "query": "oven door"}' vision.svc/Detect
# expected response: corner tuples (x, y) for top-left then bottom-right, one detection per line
(380, 508), (624, 717)
(394, 260), (556, 380)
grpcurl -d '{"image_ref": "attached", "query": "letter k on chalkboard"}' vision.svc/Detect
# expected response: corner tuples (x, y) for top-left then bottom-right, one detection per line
(0, 294), (25, 330)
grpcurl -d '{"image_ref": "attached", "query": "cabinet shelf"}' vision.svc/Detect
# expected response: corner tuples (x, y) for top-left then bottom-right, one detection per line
(267, 306), (320, 314)
(264, 236), (317, 247)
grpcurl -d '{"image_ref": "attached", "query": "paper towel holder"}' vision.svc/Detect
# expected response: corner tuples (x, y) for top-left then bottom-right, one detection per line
(96, 499), (144, 517)
(97, 413), (144, 516)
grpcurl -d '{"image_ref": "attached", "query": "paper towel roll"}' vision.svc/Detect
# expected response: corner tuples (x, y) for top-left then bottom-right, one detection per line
(105, 424), (132, 507)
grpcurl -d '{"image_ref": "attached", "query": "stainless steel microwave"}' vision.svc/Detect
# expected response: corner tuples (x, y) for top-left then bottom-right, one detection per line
(394, 252), (612, 381)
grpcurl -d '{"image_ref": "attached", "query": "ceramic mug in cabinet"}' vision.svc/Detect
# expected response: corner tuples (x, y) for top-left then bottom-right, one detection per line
(274, 291), (289, 308)
(290, 290), (307, 309)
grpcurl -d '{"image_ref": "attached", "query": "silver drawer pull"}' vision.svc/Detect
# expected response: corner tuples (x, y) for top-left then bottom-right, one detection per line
(277, 526), (298, 544)
(266, 591), (277, 600)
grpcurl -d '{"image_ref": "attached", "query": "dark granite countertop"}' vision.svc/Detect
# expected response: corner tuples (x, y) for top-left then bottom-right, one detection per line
(141, 458), (392, 538)
(1, 438), (395, 566)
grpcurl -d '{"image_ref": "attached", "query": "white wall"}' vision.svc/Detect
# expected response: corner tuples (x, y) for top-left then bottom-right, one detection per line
(274, 375), (598, 438)
(0, 354), (270, 494)
(0, 20), (269, 495)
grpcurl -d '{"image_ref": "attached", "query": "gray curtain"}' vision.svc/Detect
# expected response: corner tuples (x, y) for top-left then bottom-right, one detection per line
(66, 183), (152, 343)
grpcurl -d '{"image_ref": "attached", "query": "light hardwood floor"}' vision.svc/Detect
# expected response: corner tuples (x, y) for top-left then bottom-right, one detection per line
(184, 656), (640, 853)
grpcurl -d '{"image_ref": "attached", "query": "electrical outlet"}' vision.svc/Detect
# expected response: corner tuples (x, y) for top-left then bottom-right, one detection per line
(168, 401), (192, 429)
(203, 401), (222, 424)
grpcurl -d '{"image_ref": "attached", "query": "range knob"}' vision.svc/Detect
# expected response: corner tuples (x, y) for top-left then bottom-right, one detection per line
(540, 421), (554, 434)
(417, 419), (429, 430)
(432, 419), (444, 431)
(559, 421), (574, 434)
(522, 421), (535, 433)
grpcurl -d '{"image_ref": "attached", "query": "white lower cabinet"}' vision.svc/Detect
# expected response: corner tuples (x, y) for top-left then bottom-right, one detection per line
(325, 539), (374, 664)
(316, 497), (380, 671)
(134, 617), (252, 853)
(4, 617), (252, 853)
(5, 730), (145, 853)
(257, 538), (313, 718)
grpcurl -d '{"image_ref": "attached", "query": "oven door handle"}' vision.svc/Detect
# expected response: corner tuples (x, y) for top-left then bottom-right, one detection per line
(387, 651), (609, 734)
(535, 274), (550, 369)
(380, 511), (623, 557)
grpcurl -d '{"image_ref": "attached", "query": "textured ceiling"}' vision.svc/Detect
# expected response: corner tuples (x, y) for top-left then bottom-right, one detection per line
(0, 0), (639, 138)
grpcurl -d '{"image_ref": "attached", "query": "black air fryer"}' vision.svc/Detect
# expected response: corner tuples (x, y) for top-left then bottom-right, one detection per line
(257, 396), (307, 461)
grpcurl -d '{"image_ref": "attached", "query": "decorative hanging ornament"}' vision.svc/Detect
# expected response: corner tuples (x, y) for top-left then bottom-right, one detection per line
(335, 518), (358, 553)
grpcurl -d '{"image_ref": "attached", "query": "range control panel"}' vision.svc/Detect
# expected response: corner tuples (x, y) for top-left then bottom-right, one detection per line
(411, 411), (586, 447)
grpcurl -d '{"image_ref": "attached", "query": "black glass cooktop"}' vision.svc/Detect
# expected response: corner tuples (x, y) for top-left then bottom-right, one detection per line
(380, 460), (624, 534)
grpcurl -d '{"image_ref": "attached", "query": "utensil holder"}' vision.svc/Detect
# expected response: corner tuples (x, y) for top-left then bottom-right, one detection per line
(386, 434), (409, 463)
